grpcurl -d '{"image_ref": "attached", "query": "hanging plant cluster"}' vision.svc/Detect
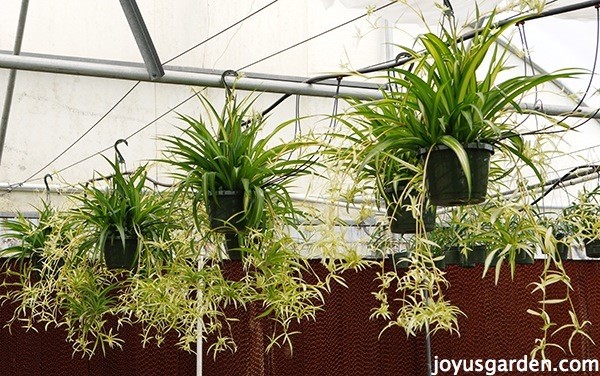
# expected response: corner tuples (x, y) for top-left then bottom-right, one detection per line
(0, 8), (598, 361)
(330, 10), (593, 357)
(0, 91), (332, 357)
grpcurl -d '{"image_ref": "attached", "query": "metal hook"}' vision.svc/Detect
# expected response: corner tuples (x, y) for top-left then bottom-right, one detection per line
(221, 69), (238, 101)
(43, 174), (53, 193)
(114, 139), (128, 164)
(43, 174), (53, 203)
(442, 0), (454, 17)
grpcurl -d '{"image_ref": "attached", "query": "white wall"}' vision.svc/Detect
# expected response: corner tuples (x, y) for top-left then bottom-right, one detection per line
(0, 0), (389, 213)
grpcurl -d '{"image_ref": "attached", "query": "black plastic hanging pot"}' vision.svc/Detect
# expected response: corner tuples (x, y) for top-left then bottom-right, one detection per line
(485, 251), (504, 268)
(585, 239), (600, 258)
(208, 190), (246, 233)
(384, 186), (436, 234)
(391, 251), (411, 269)
(555, 233), (569, 260)
(224, 233), (244, 261)
(460, 245), (487, 268)
(515, 249), (535, 264)
(104, 235), (138, 270)
(444, 247), (461, 266)
(433, 255), (446, 270)
(419, 142), (494, 206)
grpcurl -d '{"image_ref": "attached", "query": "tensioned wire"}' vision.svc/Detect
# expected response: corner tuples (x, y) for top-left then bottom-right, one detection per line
(8, 0), (282, 190)
(14, 1), (600, 189)
(517, 3), (600, 138)
(16, 0), (400, 188)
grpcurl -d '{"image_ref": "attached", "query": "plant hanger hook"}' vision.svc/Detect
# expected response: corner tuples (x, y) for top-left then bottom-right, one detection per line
(114, 139), (128, 165)
(43, 173), (53, 202)
(221, 69), (238, 101)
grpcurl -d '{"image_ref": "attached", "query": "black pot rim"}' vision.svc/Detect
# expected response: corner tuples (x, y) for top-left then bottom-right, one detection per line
(417, 142), (494, 157)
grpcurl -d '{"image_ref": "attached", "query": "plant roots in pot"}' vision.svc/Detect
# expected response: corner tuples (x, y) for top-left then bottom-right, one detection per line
(419, 143), (493, 206)
(104, 236), (138, 270)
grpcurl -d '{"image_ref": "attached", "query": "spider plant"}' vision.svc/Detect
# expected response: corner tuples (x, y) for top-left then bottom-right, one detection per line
(560, 186), (600, 257)
(0, 201), (68, 279)
(70, 157), (173, 269)
(162, 92), (317, 232)
(333, 94), (434, 233)
(1, 201), (56, 262)
(373, 12), (578, 194)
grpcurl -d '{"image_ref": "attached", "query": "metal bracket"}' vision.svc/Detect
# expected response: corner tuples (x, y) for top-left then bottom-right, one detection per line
(119, 0), (164, 80)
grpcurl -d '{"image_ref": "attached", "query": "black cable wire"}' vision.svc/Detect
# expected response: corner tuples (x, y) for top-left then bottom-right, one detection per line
(236, 1), (397, 71)
(11, 0), (280, 188)
(516, 4), (600, 138)
(250, 2), (406, 119)
(260, 0), (600, 122)
(162, 0), (280, 66)
(51, 91), (199, 178)
(15, 81), (142, 187)
(531, 164), (600, 206)
(554, 4), (600, 124)
(503, 21), (540, 133)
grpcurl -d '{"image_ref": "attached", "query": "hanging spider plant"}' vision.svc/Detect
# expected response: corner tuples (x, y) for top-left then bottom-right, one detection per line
(0, 201), (67, 278)
(70, 157), (174, 270)
(162, 92), (318, 236)
(1, 201), (55, 261)
(371, 12), (579, 204)
(560, 186), (600, 258)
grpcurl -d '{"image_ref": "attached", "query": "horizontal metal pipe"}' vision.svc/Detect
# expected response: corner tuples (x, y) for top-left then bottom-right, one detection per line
(0, 182), (78, 193)
(0, 53), (384, 100)
(1, 52), (594, 120)
(520, 103), (600, 118)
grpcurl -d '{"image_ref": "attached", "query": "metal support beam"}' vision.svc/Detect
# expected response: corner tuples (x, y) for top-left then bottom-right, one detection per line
(0, 0), (29, 165)
(119, 0), (164, 80)
(0, 53), (384, 100)
(1, 52), (598, 118)
(2, 51), (600, 121)
(520, 102), (600, 118)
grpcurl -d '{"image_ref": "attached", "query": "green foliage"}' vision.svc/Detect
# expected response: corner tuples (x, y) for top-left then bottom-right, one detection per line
(70, 157), (174, 267)
(560, 186), (600, 242)
(364, 12), (578, 192)
(1, 201), (57, 261)
(162, 93), (317, 229)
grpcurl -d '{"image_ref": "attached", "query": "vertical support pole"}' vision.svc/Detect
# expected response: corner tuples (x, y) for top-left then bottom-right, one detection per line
(424, 290), (433, 376)
(425, 325), (433, 376)
(197, 257), (203, 376)
(383, 19), (394, 62)
(0, 0), (30, 165)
